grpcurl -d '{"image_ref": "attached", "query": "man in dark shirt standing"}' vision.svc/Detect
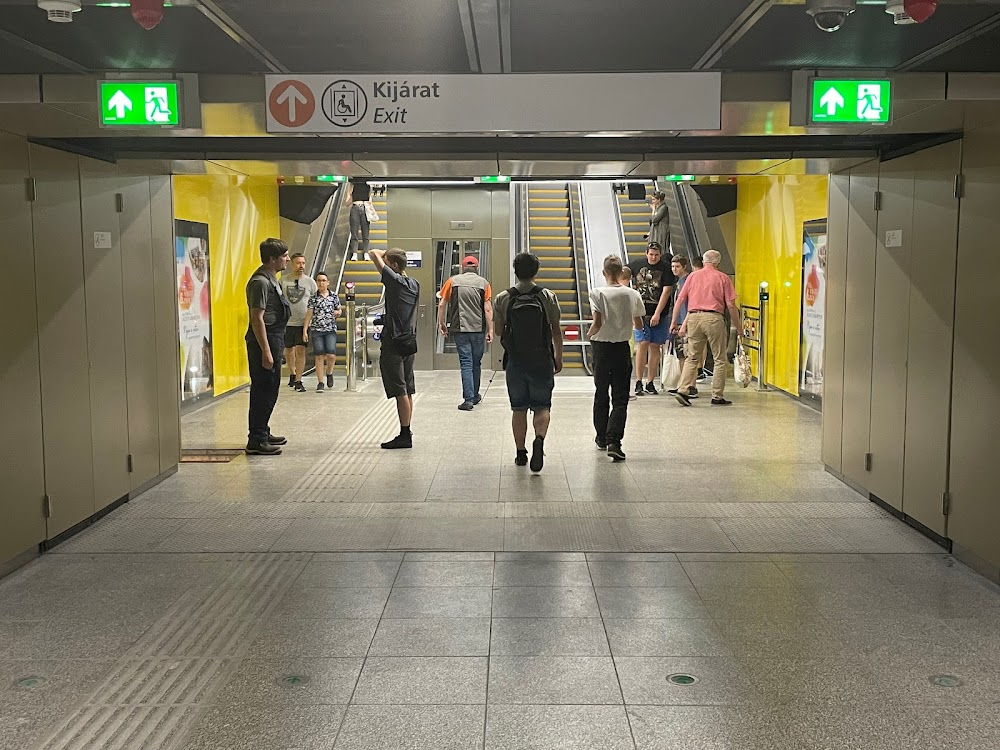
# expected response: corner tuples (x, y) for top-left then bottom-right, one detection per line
(628, 241), (675, 397)
(372, 248), (420, 449)
(245, 238), (290, 455)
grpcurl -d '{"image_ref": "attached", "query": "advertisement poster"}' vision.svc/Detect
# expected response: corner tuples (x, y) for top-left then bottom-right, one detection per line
(800, 219), (827, 405)
(176, 220), (214, 404)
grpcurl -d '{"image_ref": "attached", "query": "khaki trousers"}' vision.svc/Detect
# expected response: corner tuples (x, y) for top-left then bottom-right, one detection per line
(678, 312), (728, 399)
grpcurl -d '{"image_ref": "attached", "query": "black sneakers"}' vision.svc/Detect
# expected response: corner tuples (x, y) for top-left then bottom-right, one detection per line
(381, 433), (413, 449)
(515, 449), (528, 467)
(634, 381), (645, 397)
(294, 381), (307, 393)
(245, 442), (281, 456)
(267, 434), (287, 446)
(674, 390), (692, 406)
(711, 398), (733, 406)
(530, 437), (545, 472)
(472, 394), (483, 406)
(607, 442), (626, 462)
(326, 373), (334, 388)
(595, 436), (608, 450)
(288, 374), (296, 387)
(645, 382), (658, 396)
(317, 382), (325, 392)
(458, 401), (474, 411)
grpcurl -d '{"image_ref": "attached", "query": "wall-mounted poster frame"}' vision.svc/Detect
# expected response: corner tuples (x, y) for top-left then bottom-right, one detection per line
(800, 219), (827, 407)
(176, 219), (214, 408)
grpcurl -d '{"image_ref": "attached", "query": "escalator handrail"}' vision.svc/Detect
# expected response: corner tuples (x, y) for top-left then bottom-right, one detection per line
(609, 183), (631, 267)
(309, 184), (347, 279)
(567, 182), (593, 376)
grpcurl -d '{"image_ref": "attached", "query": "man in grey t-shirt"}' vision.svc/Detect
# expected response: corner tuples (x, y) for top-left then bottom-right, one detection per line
(437, 256), (493, 411)
(280, 253), (318, 392)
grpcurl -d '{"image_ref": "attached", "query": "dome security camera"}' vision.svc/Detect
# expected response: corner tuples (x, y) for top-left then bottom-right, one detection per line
(806, 0), (857, 32)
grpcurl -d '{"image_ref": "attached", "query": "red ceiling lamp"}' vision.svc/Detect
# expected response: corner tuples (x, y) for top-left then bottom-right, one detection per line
(903, 0), (938, 23)
(130, 0), (164, 30)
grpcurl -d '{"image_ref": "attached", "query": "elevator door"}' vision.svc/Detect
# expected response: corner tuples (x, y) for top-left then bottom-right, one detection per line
(433, 240), (491, 370)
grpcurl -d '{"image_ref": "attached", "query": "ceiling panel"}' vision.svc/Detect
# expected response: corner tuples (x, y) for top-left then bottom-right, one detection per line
(715, 4), (1000, 71)
(352, 156), (500, 177)
(912, 20), (1000, 71)
(214, 0), (471, 73)
(0, 6), (267, 72)
(0, 34), (76, 74)
(499, 156), (644, 177)
(509, 0), (755, 72)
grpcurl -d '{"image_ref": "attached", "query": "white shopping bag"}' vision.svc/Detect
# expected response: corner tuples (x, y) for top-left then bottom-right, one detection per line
(363, 201), (380, 223)
(660, 342), (681, 391)
(734, 340), (752, 388)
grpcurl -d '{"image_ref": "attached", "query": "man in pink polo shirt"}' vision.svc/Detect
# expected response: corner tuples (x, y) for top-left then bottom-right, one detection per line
(669, 250), (742, 406)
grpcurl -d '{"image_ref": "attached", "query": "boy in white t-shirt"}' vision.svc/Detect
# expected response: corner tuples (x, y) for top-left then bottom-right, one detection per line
(588, 255), (645, 461)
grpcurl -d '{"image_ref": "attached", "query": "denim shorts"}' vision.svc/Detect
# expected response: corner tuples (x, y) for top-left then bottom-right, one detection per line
(311, 331), (337, 355)
(633, 316), (670, 345)
(505, 361), (555, 413)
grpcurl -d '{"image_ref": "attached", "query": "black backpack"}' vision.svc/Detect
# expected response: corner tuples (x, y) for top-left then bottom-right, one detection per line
(502, 286), (552, 363)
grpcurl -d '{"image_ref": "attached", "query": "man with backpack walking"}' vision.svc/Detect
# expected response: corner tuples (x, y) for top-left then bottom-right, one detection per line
(493, 253), (563, 472)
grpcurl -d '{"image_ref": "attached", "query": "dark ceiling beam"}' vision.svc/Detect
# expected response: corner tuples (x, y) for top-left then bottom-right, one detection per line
(195, 0), (288, 73)
(693, 0), (774, 70)
(457, 0), (508, 73)
(896, 11), (1000, 71)
(0, 28), (88, 74)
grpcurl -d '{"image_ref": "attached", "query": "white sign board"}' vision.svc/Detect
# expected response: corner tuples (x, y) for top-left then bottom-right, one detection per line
(265, 73), (722, 134)
(885, 230), (903, 248)
(93, 231), (112, 249)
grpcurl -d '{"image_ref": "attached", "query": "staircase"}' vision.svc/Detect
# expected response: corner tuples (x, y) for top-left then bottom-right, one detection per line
(334, 192), (389, 370)
(527, 184), (584, 371)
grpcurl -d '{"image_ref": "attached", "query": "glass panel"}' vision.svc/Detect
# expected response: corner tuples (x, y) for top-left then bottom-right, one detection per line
(434, 240), (491, 356)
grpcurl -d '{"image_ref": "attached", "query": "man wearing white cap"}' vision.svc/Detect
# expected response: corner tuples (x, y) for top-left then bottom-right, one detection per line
(438, 255), (493, 410)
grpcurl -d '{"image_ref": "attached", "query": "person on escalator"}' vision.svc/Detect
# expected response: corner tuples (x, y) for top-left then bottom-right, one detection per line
(348, 178), (373, 261)
(643, 191), (670, 252)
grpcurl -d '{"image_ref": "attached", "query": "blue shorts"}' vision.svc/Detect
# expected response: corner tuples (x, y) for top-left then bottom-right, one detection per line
(311, 331), (337, 355)
(634, 316), (670, 345)
(506, 362), (555, 413)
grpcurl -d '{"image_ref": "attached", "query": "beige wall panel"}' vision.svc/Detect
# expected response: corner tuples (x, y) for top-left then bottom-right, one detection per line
(840, 164), (878, 490)
(492, 188), (510, 239)
(119, 176), (161, 489)
(822, 174), (850, 472)
(388, 188), (431, 240)
(149, 176), (180, 473)
(868, 160), (914, 510)
(0, 132), (45, 563)
(902, 140), (961, 536)
(431, 189), (493, 238)
(29, 143), (95, 537)
(489, 237), (510, 371)
(79, 158), (131, 508)
(949, 127), (1000, 569)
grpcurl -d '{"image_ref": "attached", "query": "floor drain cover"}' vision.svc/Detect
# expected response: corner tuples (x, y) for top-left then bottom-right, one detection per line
(667, 673), (698, 686)
(278, 675), (311, 687)
(14, 676), (46, 689)
(931, 675), (962, 688)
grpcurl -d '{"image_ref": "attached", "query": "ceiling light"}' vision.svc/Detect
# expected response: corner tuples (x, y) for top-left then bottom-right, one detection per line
(38, 0), (80, 22)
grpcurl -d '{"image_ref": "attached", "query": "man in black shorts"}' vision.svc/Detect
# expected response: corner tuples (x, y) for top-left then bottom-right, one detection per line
(372, 248), (420, 449)
(280, 252), (317, 392)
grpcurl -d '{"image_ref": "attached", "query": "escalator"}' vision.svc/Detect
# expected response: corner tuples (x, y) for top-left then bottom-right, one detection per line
(616, 185), (655, 265)
(527, 184), (584, 371)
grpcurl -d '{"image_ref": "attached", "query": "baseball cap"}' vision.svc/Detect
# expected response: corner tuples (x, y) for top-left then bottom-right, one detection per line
(462, 256), (479, 267)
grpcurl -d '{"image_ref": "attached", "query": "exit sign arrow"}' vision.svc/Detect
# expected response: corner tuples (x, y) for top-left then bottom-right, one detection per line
(819, 87), (845, 116)
(276, 85), (308, 123)
(107, 90), (132, 119)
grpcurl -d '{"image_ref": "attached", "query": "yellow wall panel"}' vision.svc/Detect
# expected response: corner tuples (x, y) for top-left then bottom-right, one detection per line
(735, 176), (828, 396)
(172, 170), (279, 397)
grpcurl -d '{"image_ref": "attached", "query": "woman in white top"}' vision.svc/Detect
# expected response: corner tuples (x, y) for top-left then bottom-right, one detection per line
(588, 255), (645, 461)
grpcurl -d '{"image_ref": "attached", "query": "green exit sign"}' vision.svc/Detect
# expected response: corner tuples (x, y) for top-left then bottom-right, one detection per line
(810, 79), (891, 125)
(663, 175), (695, 182)
(315, 175), (347, 182)
(476, 175), (511, 183)
(100, 81), (180, 127)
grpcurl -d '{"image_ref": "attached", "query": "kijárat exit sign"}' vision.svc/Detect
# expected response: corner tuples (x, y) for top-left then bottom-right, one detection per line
(810, 79), (891, 125)
(100, 81), (180, 127)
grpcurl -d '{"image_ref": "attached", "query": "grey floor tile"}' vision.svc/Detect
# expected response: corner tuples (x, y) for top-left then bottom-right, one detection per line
(488, 656), (622, 705)
(714, 617), (852, 659)
(404, 552), (495, 562)
(716, 518), (856, 553)
(495, 553), (586, 562)
(742, 656), (887, 705)
(588, 561), (693, 588)
(272, 588), (390, 619)
(504, 519), (619, 551)
(394, 561), (495, 587)
(215, 656), (363, 705)
(680, 561), (790, 588)
(610, 519), (738, 553)
(491, 587), (600, 618)
(486, 705), (634, 750)
(370, 618), (491, 656)
(390, 519), (505, 550)
(493, 561), (592, 587)
(490, 618), (610, 656)
(248, 619), (379, 658)
(271, 519), (399, 551)
(335, 705), (486, 750)
(294, 561), (401, 588)
(595, 587), (709, 619)
(605, 619), (730, 657)
(628, 705), (774, 750)
(182, 703), (345, 750)
(616, 657), (759, 706)
(867, 654), (1000, 706)
(384, 587), (493, 618)
(352, 657), (488, 705)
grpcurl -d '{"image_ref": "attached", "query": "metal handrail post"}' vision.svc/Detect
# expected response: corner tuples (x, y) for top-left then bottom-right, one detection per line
(756, 282), (770, 392)
(360, 305), (369, 381)
(345, 299), (357, 392)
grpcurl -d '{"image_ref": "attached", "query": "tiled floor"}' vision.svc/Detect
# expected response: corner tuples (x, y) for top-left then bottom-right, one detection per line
(2, 370), (1000, 749)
